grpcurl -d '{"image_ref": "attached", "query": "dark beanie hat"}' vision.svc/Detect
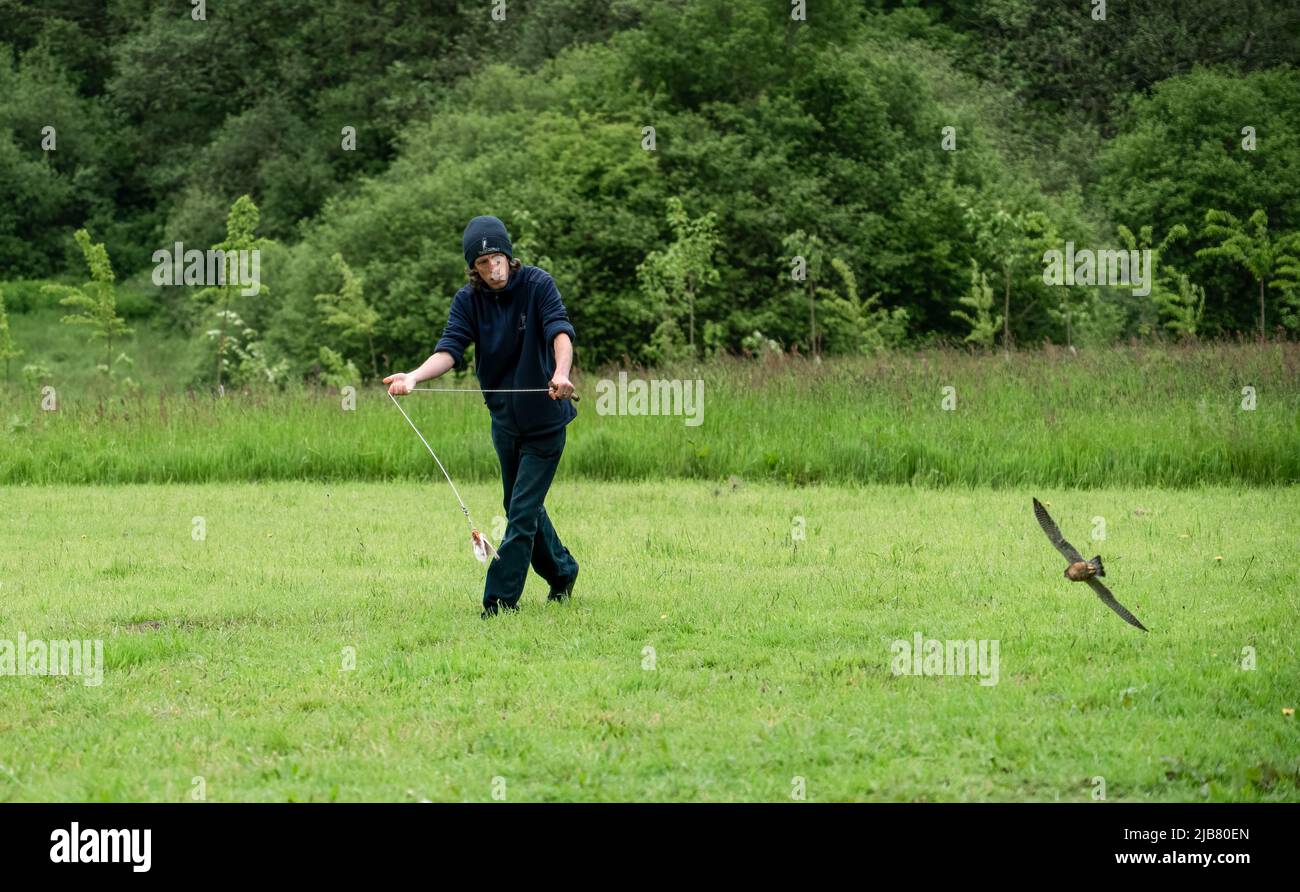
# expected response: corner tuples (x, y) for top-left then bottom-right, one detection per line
(463, 215), (513, 267)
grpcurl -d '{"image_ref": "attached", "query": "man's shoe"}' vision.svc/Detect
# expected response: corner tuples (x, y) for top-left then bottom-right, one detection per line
(547, 567), (578, 603)
(481, 599), (520, 619)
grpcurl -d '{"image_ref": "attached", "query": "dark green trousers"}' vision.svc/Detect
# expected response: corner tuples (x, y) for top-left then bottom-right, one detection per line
(482, 422), (578, 610)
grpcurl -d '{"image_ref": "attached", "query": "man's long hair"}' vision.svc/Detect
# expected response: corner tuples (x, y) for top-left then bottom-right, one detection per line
(467, 256), (522, 295)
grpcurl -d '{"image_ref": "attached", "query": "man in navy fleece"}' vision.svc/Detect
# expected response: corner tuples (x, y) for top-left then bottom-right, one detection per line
(384, 215), (580, 617)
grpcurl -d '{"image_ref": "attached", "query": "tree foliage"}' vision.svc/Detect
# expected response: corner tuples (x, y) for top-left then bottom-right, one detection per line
(1, 0), (1297, 377)
(42, 229), (133, 382)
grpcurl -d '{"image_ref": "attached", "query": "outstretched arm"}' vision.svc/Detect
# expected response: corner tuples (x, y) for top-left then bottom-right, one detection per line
(383, 351), (455, 394)
(385, 291), (475, 395)
(538, 272), (576, 400)
(549, 332), (574, 400)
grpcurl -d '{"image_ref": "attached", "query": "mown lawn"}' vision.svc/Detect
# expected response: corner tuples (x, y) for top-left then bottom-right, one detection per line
(1, 481), (1295, 801)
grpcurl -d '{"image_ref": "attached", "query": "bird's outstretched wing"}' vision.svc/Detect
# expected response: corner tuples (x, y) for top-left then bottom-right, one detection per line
(1086, 578), (1148, 632)
(1033, 497), (1084, 562)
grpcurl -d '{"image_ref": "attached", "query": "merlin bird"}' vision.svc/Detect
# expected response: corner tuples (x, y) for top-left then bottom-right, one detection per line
(1032, 498), (1148, 632)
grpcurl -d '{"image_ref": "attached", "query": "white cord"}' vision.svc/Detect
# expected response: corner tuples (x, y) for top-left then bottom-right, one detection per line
(410, 387), (551, 393)
(387, 391), (474, 531)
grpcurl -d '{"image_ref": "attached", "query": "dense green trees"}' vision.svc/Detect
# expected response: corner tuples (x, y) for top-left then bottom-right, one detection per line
(2, 0), (1298, 382)
(1100, 66), (1300, 333)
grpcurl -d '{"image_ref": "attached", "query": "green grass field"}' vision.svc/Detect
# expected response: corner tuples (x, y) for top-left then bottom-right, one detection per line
(2, 480), (1296, 801)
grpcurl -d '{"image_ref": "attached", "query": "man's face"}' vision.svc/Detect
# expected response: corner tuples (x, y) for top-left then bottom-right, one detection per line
(474, 252), (510, 289)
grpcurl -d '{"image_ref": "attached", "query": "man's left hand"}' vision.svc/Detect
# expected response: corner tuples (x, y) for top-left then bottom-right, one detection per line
(548, 373), (574, 400)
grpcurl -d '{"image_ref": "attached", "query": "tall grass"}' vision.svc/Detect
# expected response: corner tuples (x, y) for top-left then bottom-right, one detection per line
(2, 342), (1297, 487)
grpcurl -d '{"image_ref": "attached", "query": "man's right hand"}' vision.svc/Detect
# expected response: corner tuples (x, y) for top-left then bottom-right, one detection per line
(383, 372), (418, 395)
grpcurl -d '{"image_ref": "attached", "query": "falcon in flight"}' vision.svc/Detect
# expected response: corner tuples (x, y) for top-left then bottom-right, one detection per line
(1032, 497), (1148, 632)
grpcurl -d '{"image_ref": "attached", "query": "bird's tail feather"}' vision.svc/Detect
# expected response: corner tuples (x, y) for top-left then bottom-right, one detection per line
(1090, 555), (1105, 577)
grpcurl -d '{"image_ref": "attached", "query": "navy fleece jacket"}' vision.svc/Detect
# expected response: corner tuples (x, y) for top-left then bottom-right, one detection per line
(433, 264), (578, 436)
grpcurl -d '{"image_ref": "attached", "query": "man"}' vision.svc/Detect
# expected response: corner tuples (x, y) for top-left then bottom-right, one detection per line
(384, 215), (580, 617)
